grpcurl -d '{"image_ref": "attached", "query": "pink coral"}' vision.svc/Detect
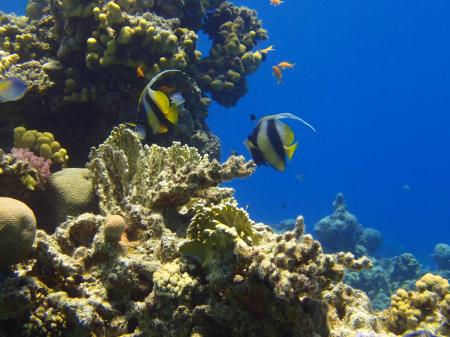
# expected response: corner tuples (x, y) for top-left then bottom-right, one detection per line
(10, 148), (52, 188)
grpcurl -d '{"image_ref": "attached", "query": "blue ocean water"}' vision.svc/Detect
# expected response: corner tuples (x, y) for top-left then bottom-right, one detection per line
(2, 0), (450, 264)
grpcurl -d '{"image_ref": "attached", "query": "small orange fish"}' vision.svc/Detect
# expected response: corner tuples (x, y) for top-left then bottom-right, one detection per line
(277, 61), (295, 69)
(272, 65), (283, 84)
(260, 45), (275, 55)
(270, 0), (284, 6)
(136, 65), (145, 78)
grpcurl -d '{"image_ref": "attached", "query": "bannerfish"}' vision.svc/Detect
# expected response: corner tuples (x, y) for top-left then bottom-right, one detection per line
(132, 69), (186, 139)
(245, 113), (316, 171)
(0, 77), (28, 103)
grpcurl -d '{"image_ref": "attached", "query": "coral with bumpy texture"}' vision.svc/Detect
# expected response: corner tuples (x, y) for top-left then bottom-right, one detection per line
(0, 197), (36, 269)
(14, 126), (69, 167)
(10, 148), (51, 189)
(0, 148), (42, 195)
(1, 128), (382, 337)
(382, 273), (450, 335)
(46, 168), (97, 230)
(249, 216), (372, 301)
(87, 125), (255, 223)
(179, 201), (261, 286)
(195, 2), (268, 106)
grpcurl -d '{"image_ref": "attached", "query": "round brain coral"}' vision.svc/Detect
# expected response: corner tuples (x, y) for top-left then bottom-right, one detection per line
(0, 197), (36, 269)
(47, 168), (97, 229)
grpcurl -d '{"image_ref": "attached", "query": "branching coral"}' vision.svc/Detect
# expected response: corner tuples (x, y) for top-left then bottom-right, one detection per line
(87, 125), (255, 224)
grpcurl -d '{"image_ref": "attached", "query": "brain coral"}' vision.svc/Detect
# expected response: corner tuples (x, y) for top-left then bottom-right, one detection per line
(0, 197), (36, 269)
(46, 168), (97, 231)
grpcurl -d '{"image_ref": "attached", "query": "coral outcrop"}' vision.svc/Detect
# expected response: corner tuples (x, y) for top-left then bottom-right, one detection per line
(194, 2), (268, 107)
(381, 273), (450, 336)
(314, 193), (382, 255)
(432, 243), (450, 271)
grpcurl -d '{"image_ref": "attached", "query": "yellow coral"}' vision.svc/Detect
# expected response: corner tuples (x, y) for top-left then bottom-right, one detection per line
(13, 126), (69, 167)
(382, 273), (450, 335)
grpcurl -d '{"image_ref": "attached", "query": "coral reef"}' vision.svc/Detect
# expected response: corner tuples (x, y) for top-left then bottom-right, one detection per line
(0, 197), (36, 270)
(0, 0), (269, 164)
(432, 243), (450, 270)
(0, 128), (379, 337)
(314, 193), (383, 255)
(346, 253), (422, 311)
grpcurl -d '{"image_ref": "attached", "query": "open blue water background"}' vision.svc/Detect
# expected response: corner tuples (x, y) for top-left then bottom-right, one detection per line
(2, 1), (450, 264)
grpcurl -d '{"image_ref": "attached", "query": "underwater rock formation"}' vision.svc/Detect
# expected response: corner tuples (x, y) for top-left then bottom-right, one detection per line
(314, 193), (383, 255)
(346, 253), (422, 311)
(0, 0), (269, 165)
(432, 243), (450, 270)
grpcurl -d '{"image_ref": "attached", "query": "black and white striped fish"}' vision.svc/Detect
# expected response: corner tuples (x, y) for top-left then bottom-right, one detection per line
(245, 113), (316, 171)
(132, 69), (186, 139)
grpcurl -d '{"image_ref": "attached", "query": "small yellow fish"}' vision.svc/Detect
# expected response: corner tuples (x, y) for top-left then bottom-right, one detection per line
(260, 45), (275, 55)
(0, 77), (27, 103)
(136, 65), (145, 78)
(277, 61), (295, 69)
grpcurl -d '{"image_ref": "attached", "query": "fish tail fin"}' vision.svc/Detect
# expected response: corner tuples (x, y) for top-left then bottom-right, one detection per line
(165, 104), (179, 125)
(158, 124), (169, 133)
(285, 142), (298, 160)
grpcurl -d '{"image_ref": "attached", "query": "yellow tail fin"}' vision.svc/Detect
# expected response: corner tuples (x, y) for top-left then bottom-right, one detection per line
(164, 104), (179, 125)
(284, 142), (298, 160)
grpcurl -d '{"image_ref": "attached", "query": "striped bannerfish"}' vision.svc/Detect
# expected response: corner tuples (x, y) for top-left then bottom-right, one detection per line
(245, 113), (316, 171)
(132, 69), (186, 139)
